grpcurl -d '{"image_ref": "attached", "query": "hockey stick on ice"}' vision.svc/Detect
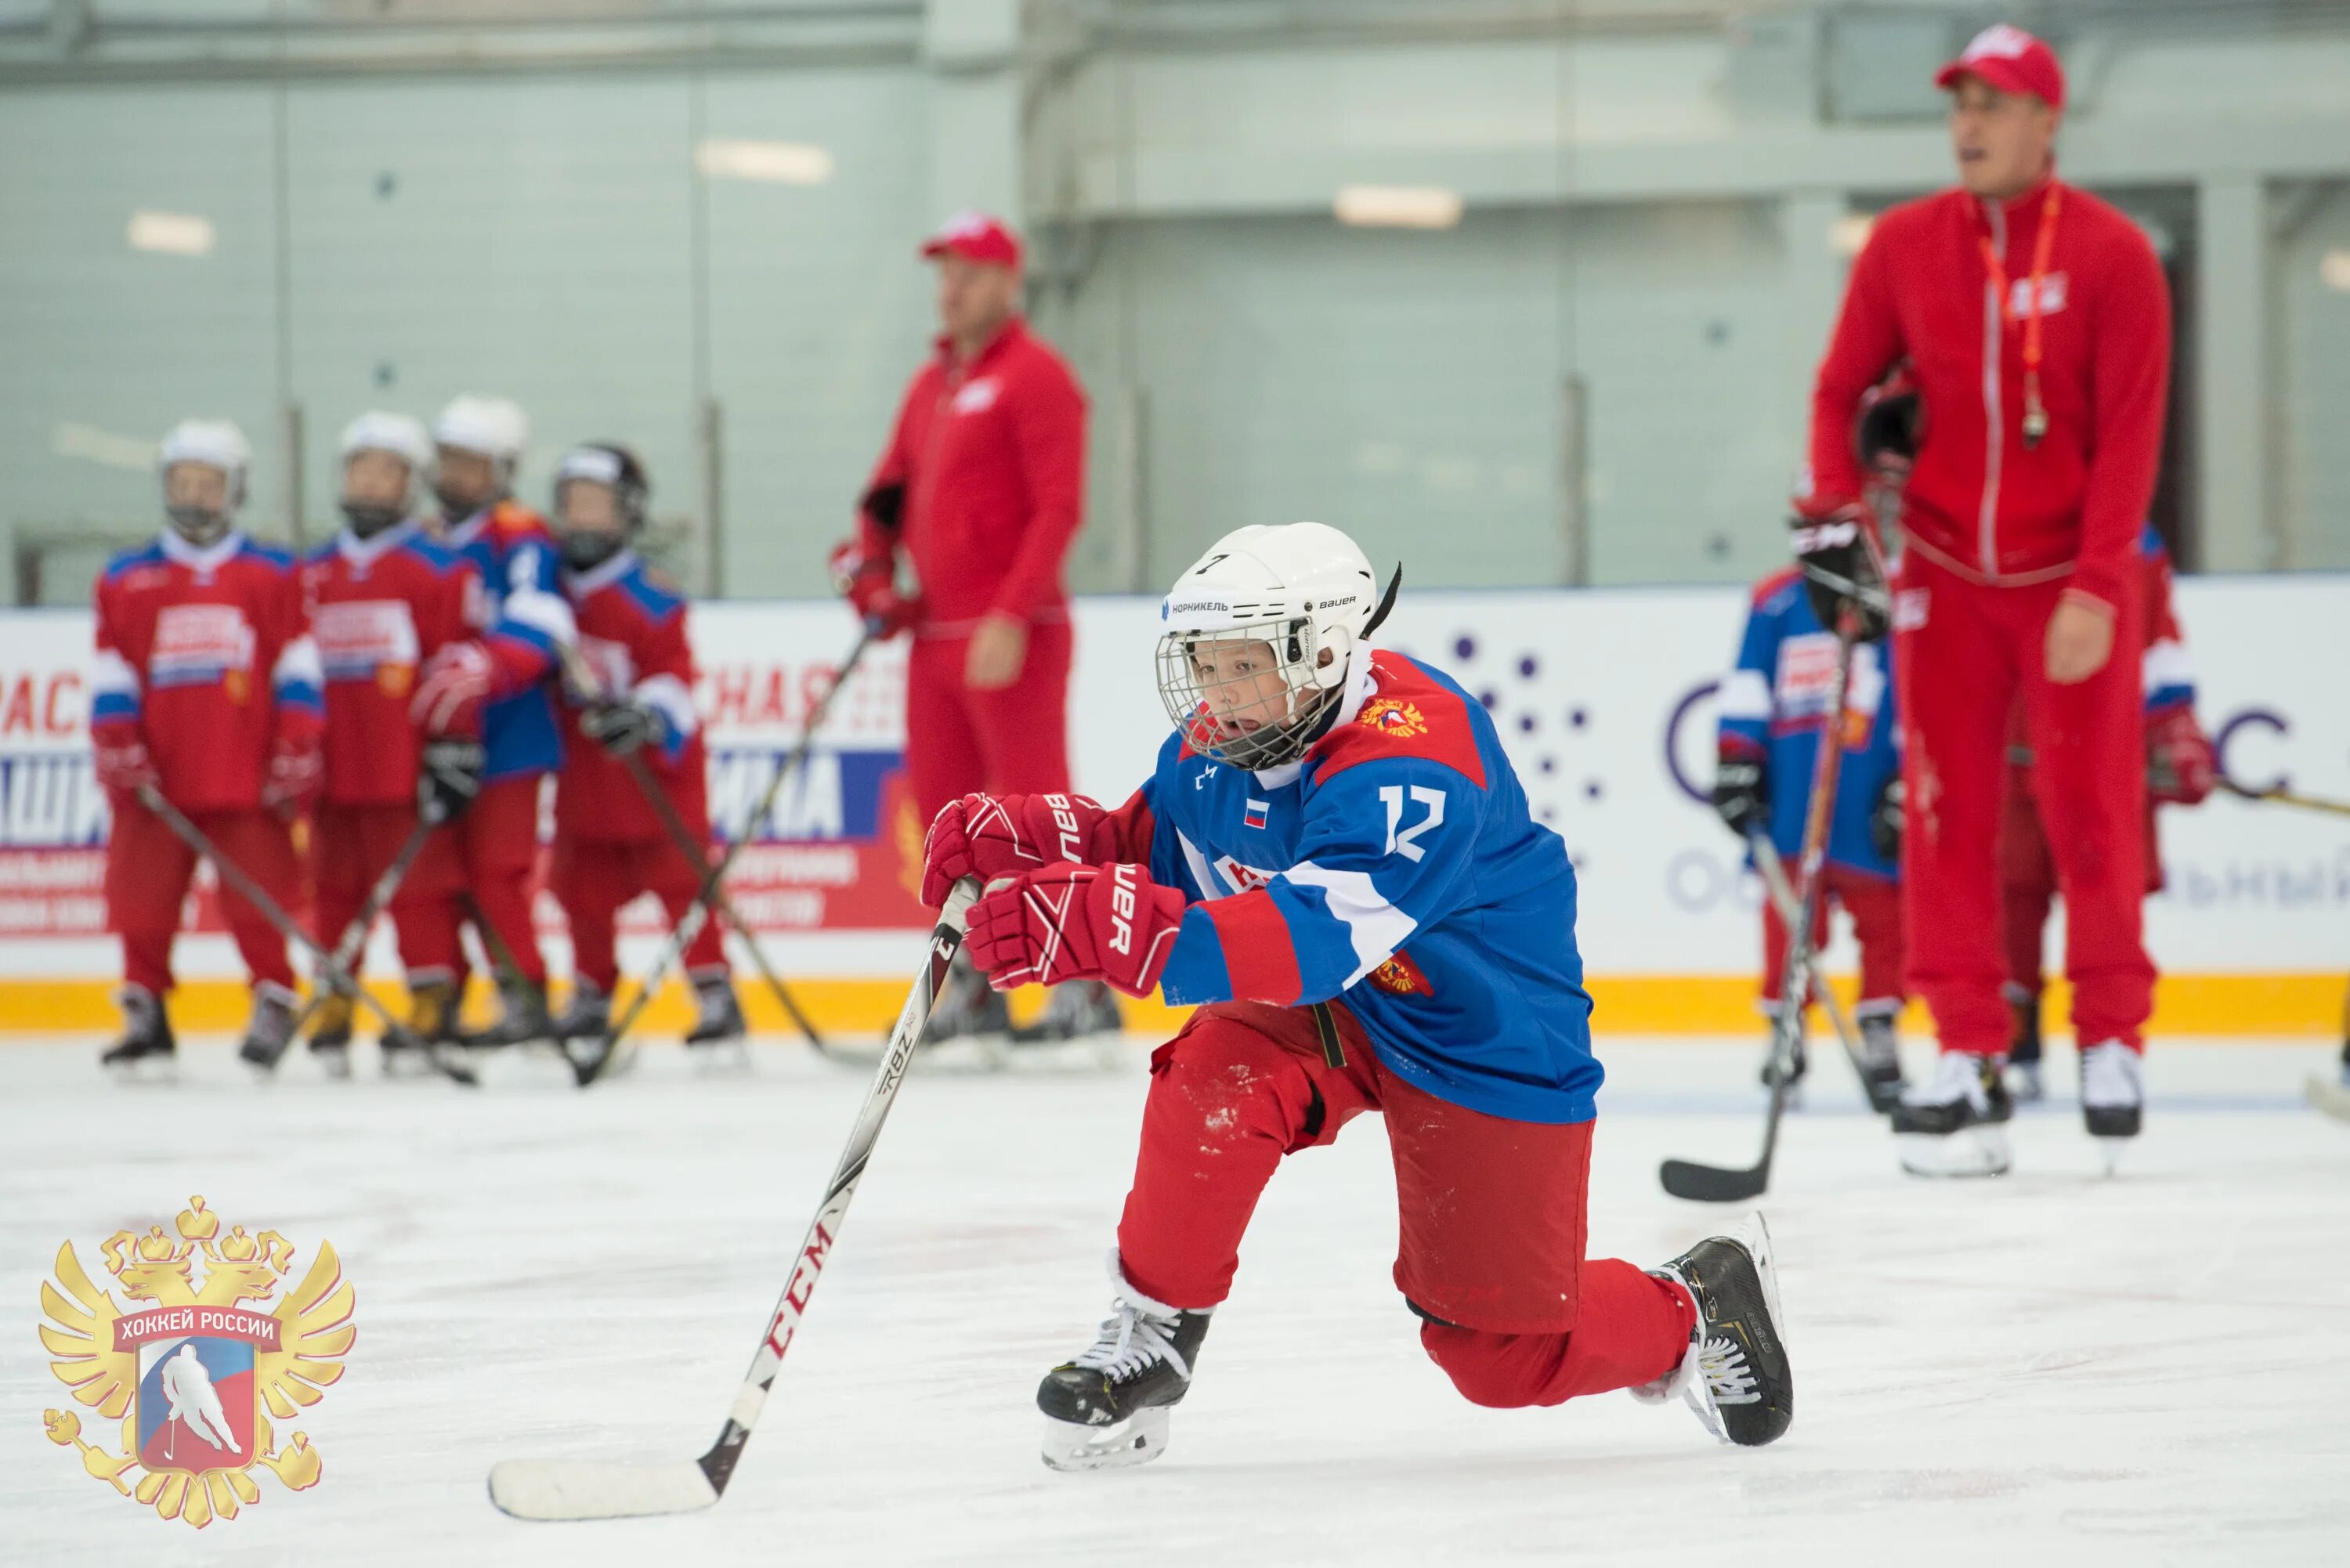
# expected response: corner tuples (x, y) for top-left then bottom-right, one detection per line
(574, 624), (875, 1086)
(1748, 833), (1874, 1093)
(133, 784), (478, 1088)
(1661, 611), (1860, 1202)
(486, 876), (981, 1520)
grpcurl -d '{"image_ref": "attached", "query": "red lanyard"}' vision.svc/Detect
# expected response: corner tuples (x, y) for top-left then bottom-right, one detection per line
(1976, 180), (2062, 450)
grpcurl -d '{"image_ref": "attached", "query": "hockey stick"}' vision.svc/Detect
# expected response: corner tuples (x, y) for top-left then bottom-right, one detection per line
(1748, 833), (1872, 1082)
(2219, 779), (2350, 820)
(574, 625), (876, 1086)
(133, 785), (478, 1088)
(486, 876), (981, 1520)
(615, 746), (826, 1048)
(1661, 611), (1860, 1202)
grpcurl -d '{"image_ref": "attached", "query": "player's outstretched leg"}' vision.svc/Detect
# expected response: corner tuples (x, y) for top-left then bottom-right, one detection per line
(100, 983), (176, 1077)
(1633, 1212), (1795, 1447)
(1036, 1253), (1211, 1472)
(2079, 1039), (2143, 1172)
(1889, 1047), (2012, 1176)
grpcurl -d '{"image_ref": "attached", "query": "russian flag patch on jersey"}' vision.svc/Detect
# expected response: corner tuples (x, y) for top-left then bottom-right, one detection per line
(1243, 798), (1270, 830)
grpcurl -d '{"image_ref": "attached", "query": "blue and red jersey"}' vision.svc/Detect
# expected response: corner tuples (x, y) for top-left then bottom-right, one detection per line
(557, 550), (708, 844)
(91, 531), (322, 812)
(1107, 649), (1597, 1126)
(437, 499), (571, 782)
(1716, 566), (1901, 880)
(302, 522), (483, 807)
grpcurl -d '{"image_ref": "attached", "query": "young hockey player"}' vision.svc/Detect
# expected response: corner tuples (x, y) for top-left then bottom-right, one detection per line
(919, 522), (1793, 1470)
(1998, 523), (2214, 1107)
(544, 444), (743, 1047)
(91, 419), (322, 1072)
(410, 394), (572, 1048)
(1715, 561), (1907, 1111)
(301, 412), (486, 1074)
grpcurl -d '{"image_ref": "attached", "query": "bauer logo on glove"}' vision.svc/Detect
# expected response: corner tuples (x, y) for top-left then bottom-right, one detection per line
(964, 862), (1186, 998)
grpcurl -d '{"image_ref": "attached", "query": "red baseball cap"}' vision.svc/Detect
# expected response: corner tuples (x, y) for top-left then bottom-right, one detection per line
(1936, 23), (2066, 110)
(920, 211), (1022, 269)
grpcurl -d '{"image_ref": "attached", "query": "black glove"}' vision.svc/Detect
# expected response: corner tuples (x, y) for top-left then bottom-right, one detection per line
(1789, 506), (1890, 641)
(1713, 748), (1769, 838)
(418, 738), (486, 825)
(580, 699), (662, 758)
(1869, 776), (1904, 865)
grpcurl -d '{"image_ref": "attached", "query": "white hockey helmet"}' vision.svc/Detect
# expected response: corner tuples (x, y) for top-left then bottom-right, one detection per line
(1155, 522), (1400, 770)
(432, 394), (530, 485)
(339, 410), (433, 531)
(157, 418), (253, 544)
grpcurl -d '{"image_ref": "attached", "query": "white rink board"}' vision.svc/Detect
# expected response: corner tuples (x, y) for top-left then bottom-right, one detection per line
(2, 576), (2346, 980)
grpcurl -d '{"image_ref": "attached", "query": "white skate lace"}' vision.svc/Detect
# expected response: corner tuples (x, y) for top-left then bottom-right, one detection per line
(1904, 1049), (1988, 1110)
(1072, 1302), (1190, 1383)
(1694, 1335), (1759, 1406)
(2080, 1041), (2144, 1109)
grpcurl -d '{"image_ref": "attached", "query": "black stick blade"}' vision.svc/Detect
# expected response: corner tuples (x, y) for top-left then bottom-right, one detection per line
(1659, 1157), (1770, 1203)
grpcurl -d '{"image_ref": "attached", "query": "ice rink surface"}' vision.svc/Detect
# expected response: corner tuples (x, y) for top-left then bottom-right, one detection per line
(5, 1030), (2347, 1568)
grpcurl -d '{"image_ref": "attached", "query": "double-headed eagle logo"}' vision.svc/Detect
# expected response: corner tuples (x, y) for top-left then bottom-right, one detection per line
(39, 1194), (354, 1528)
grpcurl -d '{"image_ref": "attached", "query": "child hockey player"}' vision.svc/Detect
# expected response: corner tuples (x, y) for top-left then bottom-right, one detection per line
(919, 522), (1794, 1469)
(545, 444), (743, 1048)
(92, 419), (322, 1072)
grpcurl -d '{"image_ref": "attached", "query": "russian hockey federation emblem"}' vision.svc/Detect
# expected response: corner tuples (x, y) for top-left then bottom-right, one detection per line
(38, 1194), (354, 1528)
(1358, 698), (1426, 739)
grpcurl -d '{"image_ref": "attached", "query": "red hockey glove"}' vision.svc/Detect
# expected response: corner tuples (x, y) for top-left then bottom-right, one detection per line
(2146, 704), (2215, 805)
(92, 724), (157, 795)
(964, 863), (1186, 999)
(261, 732), (324, 815)
(411, 640), (494, 737)
(827, 540), (923, 639)
(921, 792), (1121, 909)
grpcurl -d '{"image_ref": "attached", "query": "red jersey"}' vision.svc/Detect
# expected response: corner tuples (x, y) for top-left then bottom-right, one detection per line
(857, 316), (1087, 633)
(91, 532), (322, 812)
(302, 522), (485, 807)
(556, 551), (708, 844)
(1803, 174), (2171, 614)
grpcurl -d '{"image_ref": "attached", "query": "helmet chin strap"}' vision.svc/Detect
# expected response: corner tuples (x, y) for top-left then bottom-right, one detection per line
(1361, 562), (1403, 639)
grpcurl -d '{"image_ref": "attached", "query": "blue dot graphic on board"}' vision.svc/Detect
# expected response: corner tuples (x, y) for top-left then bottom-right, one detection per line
(1455, 635), (1477, 661)
(1517, 714), (1536, 734)
(1568, 707), (1589, 730)
(1518, 656), (1538, 679)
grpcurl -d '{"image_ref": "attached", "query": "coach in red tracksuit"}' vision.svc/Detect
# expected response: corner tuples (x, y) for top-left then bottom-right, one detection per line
(1798, 25), (2170, 1153)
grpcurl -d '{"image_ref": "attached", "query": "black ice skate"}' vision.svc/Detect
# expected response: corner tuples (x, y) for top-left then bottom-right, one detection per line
(2005, 988), (2046, 1102)
(2079, 1039), (2143, 1171)
(922, 948), (1010, 1046)
(1038, 1255), (1212, 1472)
(384, 975), (458, 1077)
(1758, 1029), (1806, 1103)
(550, 981), (609, 1042)
(1011, 981), (1124, 1044)
(1891, 1049), (2012, 1177)
(1855, 1005), (1906, 1114)
(307, 991), (356, 1078)
(236, 983), (301, 1073)
(684, 972), (747, 1047)
(1635, 1212), (1793, 1447)
(463, 975), (556, 1050)
(100, 985), (176, 1078)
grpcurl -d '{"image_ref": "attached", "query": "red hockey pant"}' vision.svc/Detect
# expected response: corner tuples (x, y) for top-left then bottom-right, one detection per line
(905, 620), (1073, 829)
(1760, 863), (1906, 1013)
(551, 833), (729, 993)
(1895, 552), (2152, 1053)
(1116, 1001), (1694, 1408)
(312, 800), (463, 977)
(404, 775), (548, 988)
(106, 799), (297, 995)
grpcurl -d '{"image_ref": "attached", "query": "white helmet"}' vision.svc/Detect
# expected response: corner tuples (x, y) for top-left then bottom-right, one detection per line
(432, 393), (529, 482)
(338, 411), (433, 533)
(1155, 522), (1398, 770)
(157, 418), (253, 544)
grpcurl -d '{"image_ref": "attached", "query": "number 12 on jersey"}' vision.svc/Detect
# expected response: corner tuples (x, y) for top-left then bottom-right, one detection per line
(1379, 785), (1445, 862)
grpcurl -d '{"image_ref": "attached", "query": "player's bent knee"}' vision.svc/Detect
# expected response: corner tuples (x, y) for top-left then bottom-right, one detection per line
(1416, 1319), (1564, 1410)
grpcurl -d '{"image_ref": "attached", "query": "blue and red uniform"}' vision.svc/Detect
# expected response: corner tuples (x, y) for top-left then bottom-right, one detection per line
(552, 551), (728, 995)
(302, 521), (483, 983)
(984, 649), (1694, 1410)
(92, 530), (322, 999)
(1716, 565), (1907, 1015)
(432, 499), (573, 988)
